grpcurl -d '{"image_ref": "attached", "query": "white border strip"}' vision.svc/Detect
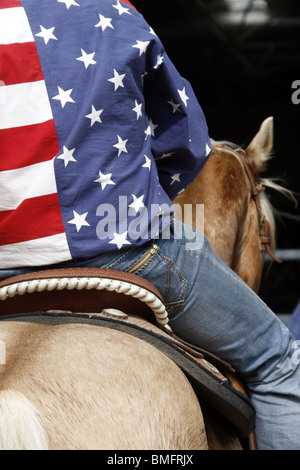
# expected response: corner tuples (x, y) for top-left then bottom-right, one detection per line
(0, 234), (71, 268)
(0, 7), (34, 45)
(0, 159), (57, 211)
(0, 81), (53, 130)
(0, 276), (169, 327)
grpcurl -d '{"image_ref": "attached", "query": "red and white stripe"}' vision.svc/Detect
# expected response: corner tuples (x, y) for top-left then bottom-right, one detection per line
(121, 0), (136, 9)
(0, 0), (71, 268)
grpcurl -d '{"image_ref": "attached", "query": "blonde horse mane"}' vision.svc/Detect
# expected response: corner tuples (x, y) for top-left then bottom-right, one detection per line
(258, 178), (297, 255)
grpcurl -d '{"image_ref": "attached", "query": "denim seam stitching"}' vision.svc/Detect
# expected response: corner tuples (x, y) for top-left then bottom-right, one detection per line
(156, 250), (188, 318)
(101, 247), (137, 270)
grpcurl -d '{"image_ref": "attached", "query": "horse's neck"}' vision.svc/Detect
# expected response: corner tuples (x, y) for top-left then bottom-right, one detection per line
(203, 149), (262, 292)
(174, 148), (262, 292)
(231, 199), (262, 293)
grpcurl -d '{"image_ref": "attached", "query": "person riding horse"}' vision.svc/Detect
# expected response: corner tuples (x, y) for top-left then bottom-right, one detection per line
(0, 0), (299, 450)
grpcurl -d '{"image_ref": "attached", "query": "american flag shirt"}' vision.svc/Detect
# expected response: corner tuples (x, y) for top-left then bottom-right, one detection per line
(0, 0), (211, 269)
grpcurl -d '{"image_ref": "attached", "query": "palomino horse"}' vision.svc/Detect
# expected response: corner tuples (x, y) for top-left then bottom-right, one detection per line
(175, 116), (290, 293)
(0, 117), (288, 450)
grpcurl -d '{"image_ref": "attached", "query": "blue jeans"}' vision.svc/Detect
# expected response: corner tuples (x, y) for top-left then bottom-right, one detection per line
(1, 220), (300, 450)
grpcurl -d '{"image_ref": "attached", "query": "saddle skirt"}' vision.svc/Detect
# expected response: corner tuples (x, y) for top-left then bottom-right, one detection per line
(0, 267), (256, 448)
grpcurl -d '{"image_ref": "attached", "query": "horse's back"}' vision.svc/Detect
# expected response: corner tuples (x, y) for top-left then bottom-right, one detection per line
(0, 321), (207, 450)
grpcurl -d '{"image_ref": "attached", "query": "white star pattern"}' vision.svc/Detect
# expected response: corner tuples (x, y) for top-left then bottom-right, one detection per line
(167, 99), (181, 114)
(156, 152), (174, 160)
(113, 1), (131, 15)
(113, 135), (128, 156)
(144, 124), (151, 140)
(149, 119), (158, 136)
(206, 143), (211, 157)
(170, 173), (181, 184)
(178, 87), (189, 107)
(109, 231), (131, 249)
(142, 155), (151, 171)
(128, 194), (145, 213)
(132, 40), (150, 56)
(68, 211), (90, 232)
(132, 99), (143, 120)
(58, 0), (80, 9)
(52, 86), (75, 108)
(154, 54), (164, 69)
(76, 49), (96, 69)
(5, 0), (212, 262)
(35, 26), (57, 44)
(95, 14), (114, 31)
(57, 146), (77, 167)
(94, 170), (115, 190)
(149, 27), (157, 36)
(85, 105), (104, 126)
(108, 69), (126, 91)
(145, 119), (158, 140)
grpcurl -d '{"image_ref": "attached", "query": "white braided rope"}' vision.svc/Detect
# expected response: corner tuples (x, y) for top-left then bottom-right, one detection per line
(0, 277), (169, 327)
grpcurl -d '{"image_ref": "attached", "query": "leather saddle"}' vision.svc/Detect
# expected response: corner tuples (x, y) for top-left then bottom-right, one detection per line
(0, 267), (256, 448)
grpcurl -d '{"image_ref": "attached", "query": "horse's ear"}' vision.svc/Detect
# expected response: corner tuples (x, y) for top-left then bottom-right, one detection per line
(245, 117), (274, 175)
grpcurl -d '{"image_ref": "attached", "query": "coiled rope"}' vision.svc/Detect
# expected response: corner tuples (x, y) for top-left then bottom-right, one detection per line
(0, 276), (169, 327)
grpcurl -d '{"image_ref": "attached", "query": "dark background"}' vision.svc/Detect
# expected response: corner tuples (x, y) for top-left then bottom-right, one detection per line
(134, 0), (300, 318)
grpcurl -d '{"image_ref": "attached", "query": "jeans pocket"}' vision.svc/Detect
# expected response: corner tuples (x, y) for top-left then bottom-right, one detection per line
(131, 245), (187, 319)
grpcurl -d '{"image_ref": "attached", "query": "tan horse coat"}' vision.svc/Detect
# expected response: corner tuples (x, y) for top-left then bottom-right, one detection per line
(0, 322), (208, 450)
